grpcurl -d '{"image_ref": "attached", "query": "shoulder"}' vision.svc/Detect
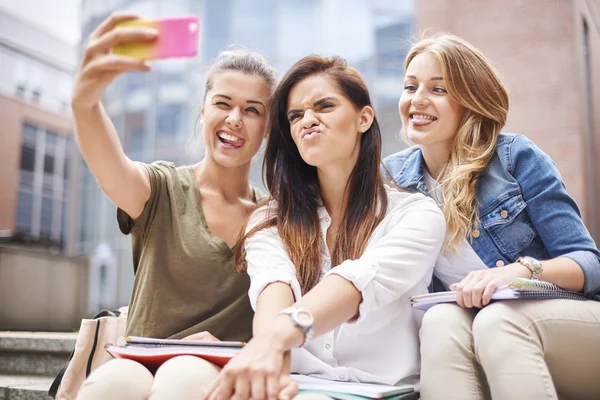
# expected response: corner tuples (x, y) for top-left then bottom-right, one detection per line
(247, 199), (277, 232)
(382, 146), (421, 175)
(385, 185), (443, 220)
(495, 133), (556, 175)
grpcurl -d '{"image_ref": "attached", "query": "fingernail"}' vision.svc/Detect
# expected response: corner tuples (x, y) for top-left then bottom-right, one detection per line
(143, 60), (152, 69)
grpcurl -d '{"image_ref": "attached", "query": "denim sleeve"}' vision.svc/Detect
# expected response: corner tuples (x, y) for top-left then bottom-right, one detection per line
(510, 135), (600, 295)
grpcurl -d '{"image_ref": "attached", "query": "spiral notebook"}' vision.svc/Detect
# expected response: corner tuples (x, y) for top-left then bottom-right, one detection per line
(410, 278), (600, 311)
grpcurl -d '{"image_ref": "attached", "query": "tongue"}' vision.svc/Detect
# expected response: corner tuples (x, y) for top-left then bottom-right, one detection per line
(221, 137), (244, 148)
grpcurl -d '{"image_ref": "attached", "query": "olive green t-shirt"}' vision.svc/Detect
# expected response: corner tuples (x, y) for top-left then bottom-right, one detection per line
(117, 161), (257, 340)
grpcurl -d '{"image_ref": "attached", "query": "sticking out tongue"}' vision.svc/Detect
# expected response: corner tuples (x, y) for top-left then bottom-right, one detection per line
(219, 135), (245, 148)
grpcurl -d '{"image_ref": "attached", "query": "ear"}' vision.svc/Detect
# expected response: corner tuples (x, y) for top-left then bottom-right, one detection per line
(358, 105), (375, 133)
(199, 103), (205, 120)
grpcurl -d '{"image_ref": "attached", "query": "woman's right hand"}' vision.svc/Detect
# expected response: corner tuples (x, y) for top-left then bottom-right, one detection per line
(71, 12), (157, 110)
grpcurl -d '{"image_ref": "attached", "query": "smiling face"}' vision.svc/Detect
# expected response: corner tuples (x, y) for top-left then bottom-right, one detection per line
(201, 70), (271, 168)
(399, 52), (465, 155)
(286, 74), (372, 170)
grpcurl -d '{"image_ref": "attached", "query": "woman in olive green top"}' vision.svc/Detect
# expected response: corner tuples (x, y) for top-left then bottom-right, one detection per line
(72, 13), (277, 399)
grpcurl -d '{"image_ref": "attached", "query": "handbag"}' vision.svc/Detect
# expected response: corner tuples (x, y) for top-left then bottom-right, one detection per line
(48, 306), (128, 399)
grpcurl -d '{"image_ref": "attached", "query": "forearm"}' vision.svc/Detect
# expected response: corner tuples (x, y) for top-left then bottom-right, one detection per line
(255, 275), (361, 350)
(539, 257), (585, 292)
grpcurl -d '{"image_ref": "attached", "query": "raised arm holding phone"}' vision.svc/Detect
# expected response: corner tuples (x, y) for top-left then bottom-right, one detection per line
(73, 13), (278, 399)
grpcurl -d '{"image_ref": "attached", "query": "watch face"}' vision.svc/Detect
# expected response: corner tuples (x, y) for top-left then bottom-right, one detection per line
(295, 310), (314, 327)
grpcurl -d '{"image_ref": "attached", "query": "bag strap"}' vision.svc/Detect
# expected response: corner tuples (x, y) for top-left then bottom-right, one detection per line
(48, 308), (120, 398)
(86, 319), (102, 378)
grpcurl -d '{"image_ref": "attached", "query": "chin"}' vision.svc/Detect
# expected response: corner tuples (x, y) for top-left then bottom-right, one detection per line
(213, 153), (252, 169)
(406, 129), (431, 146)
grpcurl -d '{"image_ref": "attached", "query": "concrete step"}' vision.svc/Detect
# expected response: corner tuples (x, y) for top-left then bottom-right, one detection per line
(0, 332), (77, 377)
(0, 374), (53, 400)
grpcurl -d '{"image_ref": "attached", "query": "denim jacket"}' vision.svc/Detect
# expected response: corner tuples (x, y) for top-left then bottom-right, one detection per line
(383, 133), (600, 296)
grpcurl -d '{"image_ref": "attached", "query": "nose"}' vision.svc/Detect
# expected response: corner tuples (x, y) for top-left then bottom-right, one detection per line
(300, 109), (318, 129)
(411, 85), (429, 107)
(226, 107), (243, 128)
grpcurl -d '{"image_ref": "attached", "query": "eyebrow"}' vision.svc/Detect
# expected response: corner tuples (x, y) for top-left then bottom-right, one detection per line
(212, 94), (265, 108)
(287, 96), (337, 115)
(405, 75), (444, 81)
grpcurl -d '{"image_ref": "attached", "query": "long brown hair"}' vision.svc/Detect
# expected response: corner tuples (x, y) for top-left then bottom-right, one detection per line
(236, 55), (388, 294)
(403, 34), (509, 249)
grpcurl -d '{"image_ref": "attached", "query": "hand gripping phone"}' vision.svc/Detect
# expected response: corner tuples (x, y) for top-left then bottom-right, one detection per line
(113, 16), (199, 60)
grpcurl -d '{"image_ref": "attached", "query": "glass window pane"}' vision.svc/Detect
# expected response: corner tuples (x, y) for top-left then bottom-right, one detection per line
(15, 190), (33, 233)
(40, 196), (53, 236)
(22, 123), (37, 145)
(44, 154), (55, 175)
(20, 146), (36, 172)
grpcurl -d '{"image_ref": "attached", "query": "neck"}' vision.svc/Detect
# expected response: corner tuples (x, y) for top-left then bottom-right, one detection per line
(317, 161), (355, 223)
(193, 154), (253, 201)
(421, 142), (453, 180)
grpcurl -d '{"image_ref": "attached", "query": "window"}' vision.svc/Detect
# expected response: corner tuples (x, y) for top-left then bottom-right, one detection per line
(20, 123), (38, 172)
(15, 189), (33, 234)
(40, 195), (53, 237)
(20, 147), (36, 172)
(44, 154), (55, 175)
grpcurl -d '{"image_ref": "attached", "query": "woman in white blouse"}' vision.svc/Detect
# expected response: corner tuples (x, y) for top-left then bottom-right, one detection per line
(206, 55), (446, 400)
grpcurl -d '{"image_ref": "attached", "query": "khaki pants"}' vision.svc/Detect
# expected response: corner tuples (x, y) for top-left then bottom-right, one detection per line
(77, 356), (332, 400)
(77, 356), (221, 399)
(419, 300), (600, 400)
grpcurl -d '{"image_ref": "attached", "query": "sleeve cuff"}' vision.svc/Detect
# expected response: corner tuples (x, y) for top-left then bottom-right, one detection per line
(560, 250), (600, 295)
(325, 259), (378, 323)
(248, 268), (302, 311)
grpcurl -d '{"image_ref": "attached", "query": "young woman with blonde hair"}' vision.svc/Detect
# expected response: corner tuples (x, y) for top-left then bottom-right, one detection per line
(384, 34), (600, 400)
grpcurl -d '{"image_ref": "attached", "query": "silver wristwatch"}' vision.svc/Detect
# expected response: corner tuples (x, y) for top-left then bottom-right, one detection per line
(517, 256), (543, 280)
(279, 307), (314, 347)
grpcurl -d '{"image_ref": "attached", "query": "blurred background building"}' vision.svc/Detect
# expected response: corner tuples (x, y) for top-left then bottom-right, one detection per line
(0, 8), (87, 330)
(77, 0), (415, 313)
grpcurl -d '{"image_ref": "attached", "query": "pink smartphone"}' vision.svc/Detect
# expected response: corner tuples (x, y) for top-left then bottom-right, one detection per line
(113, 16), (199, 60)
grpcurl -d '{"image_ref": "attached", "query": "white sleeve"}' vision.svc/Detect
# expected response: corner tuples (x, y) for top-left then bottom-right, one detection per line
(325, 198), (446, 322)
(244, 206), (302, 311)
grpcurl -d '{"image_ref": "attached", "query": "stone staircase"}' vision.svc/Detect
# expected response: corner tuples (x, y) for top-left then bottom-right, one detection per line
(0, 332), (77, 400)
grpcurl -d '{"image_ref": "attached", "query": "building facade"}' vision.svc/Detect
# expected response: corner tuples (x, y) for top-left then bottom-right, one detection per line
(77, 0), (415, 309)
(0, 8), (88, 331)
(415, 0), (600, 242)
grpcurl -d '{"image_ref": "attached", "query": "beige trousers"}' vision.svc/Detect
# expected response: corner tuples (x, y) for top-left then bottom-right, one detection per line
(419, 299), (600, 400)
(77, 356), (221, 399)
(77, 356), (332, 400)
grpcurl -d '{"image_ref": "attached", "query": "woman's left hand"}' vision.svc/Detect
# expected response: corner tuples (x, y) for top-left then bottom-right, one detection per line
(449, 263), (532, 308)
(205, 336), (297, 400)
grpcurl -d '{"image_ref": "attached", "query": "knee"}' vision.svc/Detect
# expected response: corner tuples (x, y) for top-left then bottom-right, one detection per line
(77, 359), (153, 400)
(152, 356), (221, 397)
(420, 304), (474, 358)
(472, 302), (532, 362)
(155, 355), (220, 382)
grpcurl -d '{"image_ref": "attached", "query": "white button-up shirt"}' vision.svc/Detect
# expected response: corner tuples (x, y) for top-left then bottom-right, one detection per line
(245, 187), (446, 386)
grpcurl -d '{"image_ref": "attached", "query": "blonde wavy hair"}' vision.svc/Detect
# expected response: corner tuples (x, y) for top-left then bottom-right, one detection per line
(403, 34), (509, 250)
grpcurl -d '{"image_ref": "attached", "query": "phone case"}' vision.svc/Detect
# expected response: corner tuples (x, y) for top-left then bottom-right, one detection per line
(113, 16), (199, 60)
